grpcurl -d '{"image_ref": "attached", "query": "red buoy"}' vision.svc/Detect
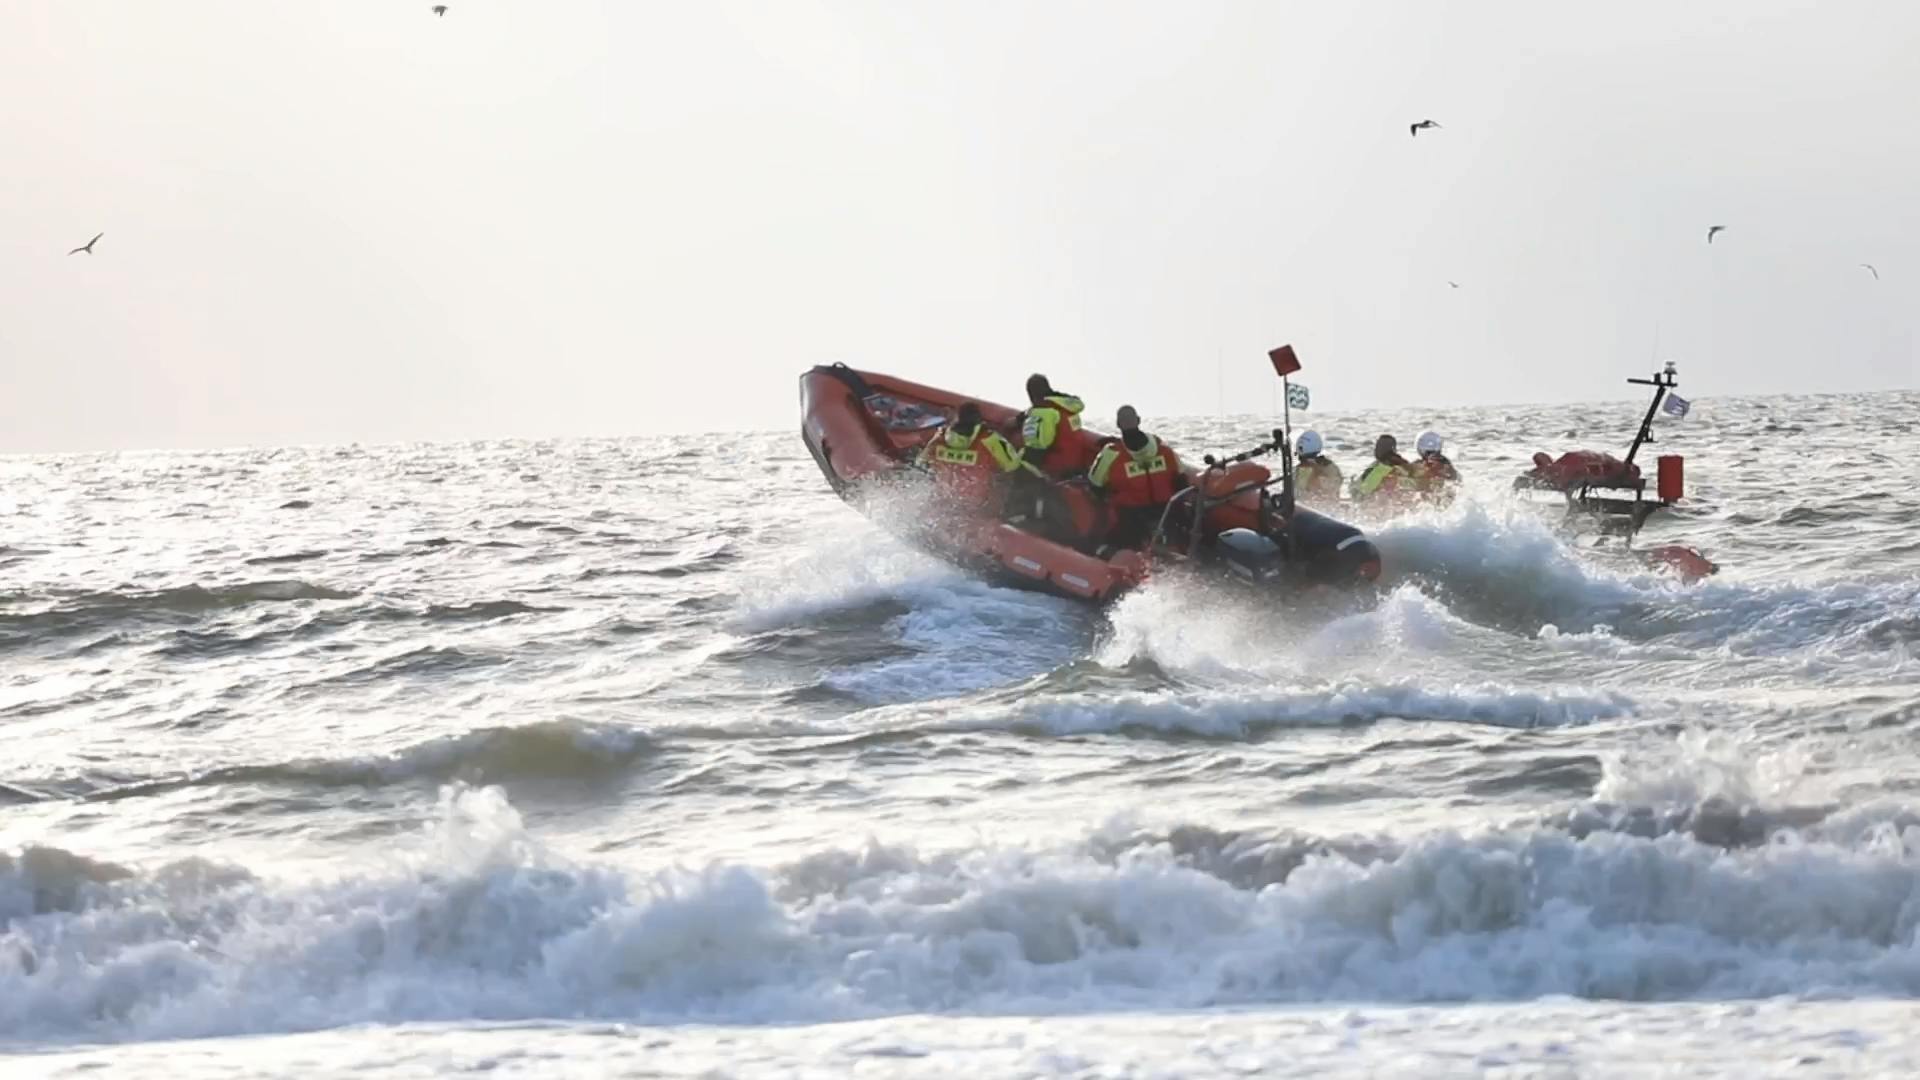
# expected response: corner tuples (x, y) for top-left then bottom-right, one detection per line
(1657, 455), (1684, 502)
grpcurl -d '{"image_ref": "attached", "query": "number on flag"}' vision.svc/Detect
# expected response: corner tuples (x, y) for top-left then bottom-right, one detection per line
(1286, 383), (1311, 411)
(1662, 393), (1691, 419)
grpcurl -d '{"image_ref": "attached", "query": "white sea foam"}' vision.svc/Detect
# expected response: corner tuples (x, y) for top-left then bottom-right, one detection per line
(892, 681), (1635, 738)
(10, 784), (1920, 1044)
(1594, 729), (1825, 810)
(730, 523), (1088, 702)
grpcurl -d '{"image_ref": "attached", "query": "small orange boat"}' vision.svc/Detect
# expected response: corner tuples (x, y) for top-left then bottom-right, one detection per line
(1511, 363), (1718, 582)
(798, 364), (1382, 603)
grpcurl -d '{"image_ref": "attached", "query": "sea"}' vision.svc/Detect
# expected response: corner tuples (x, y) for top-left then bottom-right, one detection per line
(3, 390), (1919, 1078)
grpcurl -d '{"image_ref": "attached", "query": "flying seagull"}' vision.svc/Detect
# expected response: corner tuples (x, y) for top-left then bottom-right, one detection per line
(1861, 263), (1879, 280)
(432, 5), (447, 14)
(1410, 120), (1440, 138)
(68, 232), (103, 256)
(1706, 225), (1726, 244)
(1448, 281), (1460, 289)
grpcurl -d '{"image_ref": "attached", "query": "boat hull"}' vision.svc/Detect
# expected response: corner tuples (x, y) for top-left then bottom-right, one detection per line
(799, 364), (1379, 603)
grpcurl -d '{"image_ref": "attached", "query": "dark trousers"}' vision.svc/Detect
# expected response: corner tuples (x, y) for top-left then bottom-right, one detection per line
(1109, 505), (1161, 550)
(1009, 472), (1094, 548)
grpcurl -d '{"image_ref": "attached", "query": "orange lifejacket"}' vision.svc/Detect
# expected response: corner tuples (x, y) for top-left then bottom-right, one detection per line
(1051, 430), (1100, 476)
(1103, 437), (1181, 509)
(926, 425), (1015, 509)
(1022, 395), (1098, 476)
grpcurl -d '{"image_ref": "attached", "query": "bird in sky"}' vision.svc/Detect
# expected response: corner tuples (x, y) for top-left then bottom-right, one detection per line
(432, 5), (447, 15)
(1448, 281), (1460, 289)
(1706, 225), (1726, 244)
(1861, 263), (1879, 280)
(1410, 120), (1440, 138)
(68, 232), (103, 256)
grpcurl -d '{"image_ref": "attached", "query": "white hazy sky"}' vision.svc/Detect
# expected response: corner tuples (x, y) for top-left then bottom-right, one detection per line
(4, 1), (1916, 451)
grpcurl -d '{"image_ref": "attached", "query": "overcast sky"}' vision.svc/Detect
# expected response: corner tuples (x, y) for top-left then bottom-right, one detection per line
(4, 1), (1915, 451)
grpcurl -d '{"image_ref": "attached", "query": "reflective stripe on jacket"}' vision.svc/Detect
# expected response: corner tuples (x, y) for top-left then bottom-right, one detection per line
(1020, 394), (1094, 473)
(1089, 434), (1180, 508)
(925, 424), (1022, 473)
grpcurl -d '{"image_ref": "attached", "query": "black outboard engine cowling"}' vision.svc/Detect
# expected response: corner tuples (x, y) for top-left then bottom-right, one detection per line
(1213, 528), (1288, 582)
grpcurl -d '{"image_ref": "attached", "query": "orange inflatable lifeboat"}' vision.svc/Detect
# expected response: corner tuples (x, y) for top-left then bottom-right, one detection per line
(799, 364), (1382, 603)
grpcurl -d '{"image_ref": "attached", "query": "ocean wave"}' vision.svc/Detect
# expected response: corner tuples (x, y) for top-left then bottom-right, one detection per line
(1096, 578), (1509, 686)
(0, 846), (136, 920)
(1368, 506), (1678, 634)
(603, 535), (740, 577)
(1, 580), (352, 617)
(243, 550), (328, 566)
(864, 681), (1635, 740)
(1529, 727), (1920, 851)
(417, 599), (562, 622)
(0, 581), (355, 648)
(255, 719), (658, 788)
(1548, 798), (1837, 851)
(131, 598), (563, 661)
(1592, 729), (1821, 810)
(1367, 506), (1920, 664)
(731, 533), (1090, 703)
(0, 780), (56, 805)
(320, 645), (508, 685)
(1617, 576), (1920, 662)
(8, 785), (1920, 1042)
(311, 597), (561, 630)
(730, 538), (971, 634)
(64, 720), (660, 801)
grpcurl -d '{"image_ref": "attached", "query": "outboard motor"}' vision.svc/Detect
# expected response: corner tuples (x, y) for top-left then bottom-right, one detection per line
(1213, 528), (1288, 582)
(1212, 517), (1381, 587)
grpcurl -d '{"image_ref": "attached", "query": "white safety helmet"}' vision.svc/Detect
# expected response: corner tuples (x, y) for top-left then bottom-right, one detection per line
(1296, 430), (1323, 456)
(1416, 431), (1444, 455)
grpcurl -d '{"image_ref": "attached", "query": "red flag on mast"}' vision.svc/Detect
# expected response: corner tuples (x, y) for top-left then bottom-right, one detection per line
(1268, 344), (1301, 377)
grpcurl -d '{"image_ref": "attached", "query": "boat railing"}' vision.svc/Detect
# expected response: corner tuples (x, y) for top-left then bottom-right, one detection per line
(1147, 428), (1295, 556)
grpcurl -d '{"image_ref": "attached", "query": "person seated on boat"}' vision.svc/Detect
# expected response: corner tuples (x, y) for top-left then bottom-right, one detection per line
(1088, 405), (1188, 550)
(917, 401), (1024, 513)
(1408, 431), (1460, 498)
(1017, 374), (1097, 478)
(1294, 430), (1343, 501)
(1350, 434), (1417, 502)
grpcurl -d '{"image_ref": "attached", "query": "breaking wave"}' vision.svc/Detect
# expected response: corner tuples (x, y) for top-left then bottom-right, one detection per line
(730, 531), (1092, 704)
(1351, 506), (1920, 664)
(6, 784), (1920, 1043)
